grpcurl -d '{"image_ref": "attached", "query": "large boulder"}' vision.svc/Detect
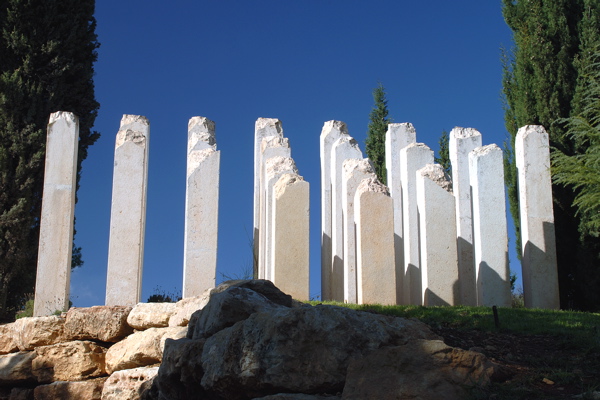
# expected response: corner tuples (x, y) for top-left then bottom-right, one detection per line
(12, 316), (65, 351)
(105, 327), (185, 374)
(0, 352), (36, 386)
(187, 286), (287, 340)
(32, 340), (106, 383)
(127, 303), (177, 330)
(64, 306), (133, 342)
(33, 378), (106, 400)
(101, 366), (158, 400)
(210, 280), (293, 307)
(341, 340), (497, 399)
(200, 305), (437, 399)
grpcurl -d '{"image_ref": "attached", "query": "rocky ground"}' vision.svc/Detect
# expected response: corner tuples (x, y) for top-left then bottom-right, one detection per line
(433, 325), (600, 399)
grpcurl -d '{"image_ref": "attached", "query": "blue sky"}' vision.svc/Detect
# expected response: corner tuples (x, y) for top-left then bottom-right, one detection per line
(69, 1), (518, 306)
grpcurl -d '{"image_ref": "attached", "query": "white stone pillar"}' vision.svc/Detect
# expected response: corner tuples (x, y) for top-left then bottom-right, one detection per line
(449, 127), (482, 306)
(385, 123), (416, 304)
(331, 135), (362, 301)
(258, 136), (291, 278)
(342, 158), (376, 303)
(355, 177), (396, 305)
(272, 173), (310, 301)
(320, 120), (346, 300)
(33, 112), (79, 316)
(254, 118), (283, 278)
(106, 115), (149, 307)
(400, 143), (434, 305)
(469, 144), (511, 307)
(264, 156), (298, 281)
(516, 125), (560, 309)
(417, 164), (459, 306)
(182, 117), (220, 298)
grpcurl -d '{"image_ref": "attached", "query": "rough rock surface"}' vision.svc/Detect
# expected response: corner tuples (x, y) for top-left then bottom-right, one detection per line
(168, 290), (211, 327)
(342, 340), (496, 399)
(33, 377), (106, 400)
(102, 366), (158, 400)
(65, 306), (133, 342)
(0, 351), (36, 386)
(105, 327), (183, 374)
(32, 340), (106, 383)
(0, 324), (18, 355)
(127, 303), (176, 330)
(12, 316), (64, 351)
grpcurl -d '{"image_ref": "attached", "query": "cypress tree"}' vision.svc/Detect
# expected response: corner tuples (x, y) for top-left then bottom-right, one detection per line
(366, 82), (391, 184)
(435, 129), (451, 177)
(0, 0), (100, 320)
(502, 0), (600, 310)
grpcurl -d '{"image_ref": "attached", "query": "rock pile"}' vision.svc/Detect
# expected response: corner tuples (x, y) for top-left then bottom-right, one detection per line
(0, 280), (498, 399)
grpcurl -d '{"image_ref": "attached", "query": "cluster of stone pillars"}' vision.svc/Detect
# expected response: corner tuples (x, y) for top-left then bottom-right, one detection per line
(33, 112), (559, 316)
(320, 120), (559, 309)
(253, 118), (309, 301)
(33, 113), (220, 315)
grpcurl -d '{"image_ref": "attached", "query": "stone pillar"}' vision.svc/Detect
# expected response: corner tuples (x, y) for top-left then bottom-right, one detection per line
(319, 120), (346, 301)
(33, 112), (79, 316)
(258, 136), (291, 278)
(106, 115), (149, 307)
(417, 164), (459, 306)
(449, 127), (481, 306)
(264, 156), (298, 281)
(354, 177), (396, 305)
(342, 158), (376, 303)
(182, 117), (220, 298)
(516, 126), (560, 309)
(469, 144), (511, 307)
(272, 173), (310, 300)
(331, 135), (363, 301)
(400, 143), (434, 305)
(254, 118), (283, 278)
(385, 123), (416, 304)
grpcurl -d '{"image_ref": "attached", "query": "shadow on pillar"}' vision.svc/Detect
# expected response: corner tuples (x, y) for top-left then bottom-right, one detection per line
(456, 237), (476, 306)
(477, 262), (510, 307)
(321, 233), (332, 301)
(253, 227), (259, 279)
(406, 264), (421, 305)
(394, 233), (404, 305)
(522, 221), (559, 309)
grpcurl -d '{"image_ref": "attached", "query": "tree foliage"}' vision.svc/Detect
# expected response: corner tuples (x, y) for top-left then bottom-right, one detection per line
(552, 49), (600, 237)
(502, 0), (600, 310)
(366, 82), (391, 184)
(435, 129), (451, 177)
(0, 0), (100, 320)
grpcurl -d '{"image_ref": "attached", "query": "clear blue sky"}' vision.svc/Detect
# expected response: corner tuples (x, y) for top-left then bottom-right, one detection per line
(69, 1), (518, 306)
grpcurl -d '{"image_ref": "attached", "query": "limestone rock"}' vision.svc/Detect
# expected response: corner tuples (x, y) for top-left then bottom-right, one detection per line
(32, 340), (106, 383)
(65, 306), (133, 342)
(0, 352), (36, 386)
(200, 305), (438, 399)
(101, 366), (158, 400)
(127, 303), (177, 330)
(0, 324), (18, 355)
(12, 316), (65, 351)
(105, 327), (183, 374)
(33, 378), (106, 400)
(187, 286), (287, 340)
(209, 279), (293, 308)
(7, 388), (33, 400)
(168, 289), (211, 327)
(342, 340), (496, 399)
(149, 338), (208, 400)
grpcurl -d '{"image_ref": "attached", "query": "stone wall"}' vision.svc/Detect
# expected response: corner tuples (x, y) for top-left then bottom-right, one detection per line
(0, 289), (210, 400)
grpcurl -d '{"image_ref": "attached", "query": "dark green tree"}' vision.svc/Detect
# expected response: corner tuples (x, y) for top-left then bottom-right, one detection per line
(502, 0), (600, 310)
(435, 129), (451, 177)
(0, 0), (100, 320)
(366, 82), (391, 184)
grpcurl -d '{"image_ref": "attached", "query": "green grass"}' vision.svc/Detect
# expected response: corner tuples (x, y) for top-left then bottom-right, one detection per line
(308, 301), (600, 350)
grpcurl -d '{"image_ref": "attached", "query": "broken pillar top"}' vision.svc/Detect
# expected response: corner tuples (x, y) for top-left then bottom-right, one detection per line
(265, 156), (298, 179)
(387, 122), (416, 136)
(320, 120), (348, 141)
(470, 143), (502, 158)
(274, 172), (306, 199)
(255, 118), (283, 137)
(451, 127), (481, 139)
(188, 116), (216, 151)
(116, 115), (149, 148)
(261, 136), (290, 153)
(49, 111), (77, 126)
(343, 158), (375, 177)
(356, 176), (390, 197)
(418, 163), (453, 193)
